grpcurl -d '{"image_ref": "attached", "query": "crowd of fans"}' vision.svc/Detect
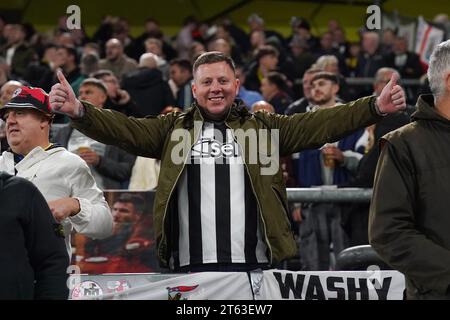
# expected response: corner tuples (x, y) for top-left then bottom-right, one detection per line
(0, 12), (448, 271)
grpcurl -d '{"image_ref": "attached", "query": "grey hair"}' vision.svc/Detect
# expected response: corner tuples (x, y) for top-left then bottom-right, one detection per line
(427, 39), (450, 98)
(375, 67), (399, 83)
(315, 55), (338, 69)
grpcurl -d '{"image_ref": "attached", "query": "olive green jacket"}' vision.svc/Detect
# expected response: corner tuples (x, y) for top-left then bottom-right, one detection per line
(72, 96), (381, 268)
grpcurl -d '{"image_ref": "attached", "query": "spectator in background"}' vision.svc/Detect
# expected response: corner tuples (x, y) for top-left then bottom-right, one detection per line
(386, 36), (423, 79)
(144, 37), (170, 80)
(380, 28), (397, 56)
(293, 72), (367, 270)
(175, 16), (197, 60)
(247, 13), (286, 49)
(355, 31), (387, 96)
(288, 17), (319, 52)
(169, 58), (194, 110)
(285, 67), (322, 115)
(251, 100), (275, 113)
(260, 71), (293, 114)
(99, 38), (138, 79)
(235, 64), (263, 108)
(0, 172), (69, 299)
(91, 69), (139, 116)
(315, 55), (352, 100)
(53, 79), (136, 189)
(288, 36), (315, 81)
(341, 67), (410, 246)
(0, 24), (35, 78)
(0, 80), (22, 106)
(122, 53), (175, 116)
(245, 45), (279, 92)
(0, 86), (112, 258)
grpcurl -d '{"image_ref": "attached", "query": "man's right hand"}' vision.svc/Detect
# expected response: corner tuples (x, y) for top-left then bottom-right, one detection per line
(49, 70), (85, 118)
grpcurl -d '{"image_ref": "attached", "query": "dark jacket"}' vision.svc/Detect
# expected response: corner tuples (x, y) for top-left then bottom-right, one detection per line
(52, 125), (136, 189)
(71, 96), (382, 268)
(369, 94), (450, 299)
(121, 67), (175, 116)
(0, 172), (69, 299)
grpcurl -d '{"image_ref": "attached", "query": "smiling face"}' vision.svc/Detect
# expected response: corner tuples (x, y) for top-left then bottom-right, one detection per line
(191, 61), (239, 120)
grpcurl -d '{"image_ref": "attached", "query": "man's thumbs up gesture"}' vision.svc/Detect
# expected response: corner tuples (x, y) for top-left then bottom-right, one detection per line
(49, 70), (84, 118)
(376, 73), (406, 114)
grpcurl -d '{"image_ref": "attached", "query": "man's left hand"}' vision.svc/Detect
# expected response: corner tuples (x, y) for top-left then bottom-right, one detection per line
(79, 149), (101, 166)
(376, 73), (406, 114)
(48, 198), (81, 222)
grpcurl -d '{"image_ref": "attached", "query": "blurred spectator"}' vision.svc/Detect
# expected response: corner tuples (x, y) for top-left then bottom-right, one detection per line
(0, 24), (35, 78)
(315, 55), (352, 100)
(288, 36), (315, 80)
(0, 79), (22, 107)
(80, 52), (99, 76)
(169, 58), (194, 109)
(53, 78), (136, 189)
(285, 67), (322, 115)
(293, 72), (366, 270)
(249, 29), (266, 53)
(341, 67), (410, 246)
(386, 36), (423, 78)
(122, 53), (175, 116)
(91, 69), (140, 116)
(235, 64), (263, 108)
(189, 41), (206, 63)
(99, 38), (138, 79)
(245, 45), (279, 92)
(144, 37), (170, 80)
(82, 42), (100, 57)
(136, 17), (177, 61)
(332, 27), (349, 57)
(345, 42), (361, 77)
(251, 100), (275, 113)
(247, 13), (286, 49)
(208, 37), (243, 65)
(260, 71), (293, 114)
(381, 28), (397, 55)
(175, 16), (197, 60)
(288, 17), (319, 52)
(355, 31), (387, 95)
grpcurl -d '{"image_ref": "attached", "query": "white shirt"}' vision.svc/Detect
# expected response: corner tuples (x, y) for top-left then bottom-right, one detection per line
(0, 146), (113, 257)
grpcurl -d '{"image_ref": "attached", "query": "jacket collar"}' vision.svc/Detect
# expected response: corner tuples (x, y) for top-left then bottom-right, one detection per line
(182, 99), (251, 129)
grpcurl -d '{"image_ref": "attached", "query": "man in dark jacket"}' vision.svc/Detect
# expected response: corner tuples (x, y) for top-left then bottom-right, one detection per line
(49, 51), (406, 272)
(122, 53), (175, 116)
(369, 39), (450, 299)
(0, 172), (69, 299)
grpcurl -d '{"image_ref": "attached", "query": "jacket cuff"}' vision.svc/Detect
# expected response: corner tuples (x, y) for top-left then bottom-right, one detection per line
(69, 197), (89, 224)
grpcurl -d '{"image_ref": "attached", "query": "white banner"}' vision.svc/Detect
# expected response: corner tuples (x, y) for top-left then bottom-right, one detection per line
(259, 270), (405, 300)
(71, 272), (253, 300)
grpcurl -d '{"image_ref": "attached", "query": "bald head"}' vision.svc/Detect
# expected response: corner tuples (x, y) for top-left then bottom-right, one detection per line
(139, 53), (158, 69)
(0, 80), (23, 106)
(251, 100), (275, 113)
(105, 38), (124, 61)
(374, 67), (400, 96)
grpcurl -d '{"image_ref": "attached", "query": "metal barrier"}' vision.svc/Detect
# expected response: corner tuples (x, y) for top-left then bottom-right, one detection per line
(286, 187), (372, 203)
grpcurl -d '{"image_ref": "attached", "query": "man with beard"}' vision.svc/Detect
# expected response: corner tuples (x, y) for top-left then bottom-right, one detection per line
(292, 72), (368, 270)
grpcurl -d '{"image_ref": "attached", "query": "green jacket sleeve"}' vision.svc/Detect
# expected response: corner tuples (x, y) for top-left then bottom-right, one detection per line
(259, 96), (381, 156)
(369, 139), (450, 295)
(71, 102), (177, 159)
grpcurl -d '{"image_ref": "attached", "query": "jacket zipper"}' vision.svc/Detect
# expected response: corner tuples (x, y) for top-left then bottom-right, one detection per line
(159, 117), (203, 267)
(225, 121), (273, 265)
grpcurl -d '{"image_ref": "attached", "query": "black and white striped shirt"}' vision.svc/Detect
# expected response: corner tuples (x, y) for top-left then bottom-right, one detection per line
(170, 121), (268, 269)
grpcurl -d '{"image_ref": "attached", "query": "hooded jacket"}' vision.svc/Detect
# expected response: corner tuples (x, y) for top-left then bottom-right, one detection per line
(369, 94), (450, 299)
(0, 172), (69, 299)
(71, 96), (382, 268)
(121, 67), (175, 116)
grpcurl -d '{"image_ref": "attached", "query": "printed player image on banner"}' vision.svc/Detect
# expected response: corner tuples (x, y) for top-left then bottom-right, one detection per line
(71, 191), (160, 274)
